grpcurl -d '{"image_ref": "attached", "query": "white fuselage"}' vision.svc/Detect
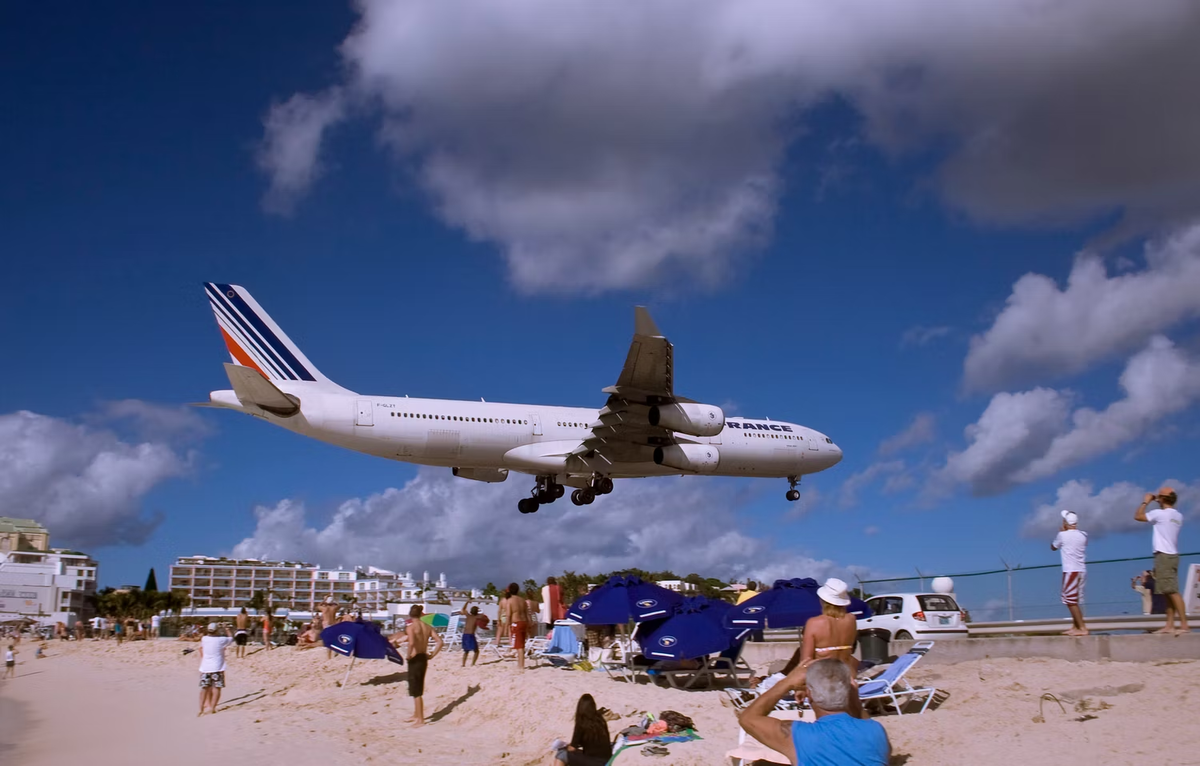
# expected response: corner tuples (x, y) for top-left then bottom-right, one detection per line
(212, 383), (843, 484)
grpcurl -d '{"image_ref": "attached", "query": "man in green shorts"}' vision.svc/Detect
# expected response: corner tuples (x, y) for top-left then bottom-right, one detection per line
(1135, 486), (1190, 635)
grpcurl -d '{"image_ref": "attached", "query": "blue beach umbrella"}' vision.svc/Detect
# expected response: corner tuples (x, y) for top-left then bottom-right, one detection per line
(724, 578), (872, 632)
(567, 575), (684, 624)
(321, 620), (403, 688)
(640, 596), (739, 661)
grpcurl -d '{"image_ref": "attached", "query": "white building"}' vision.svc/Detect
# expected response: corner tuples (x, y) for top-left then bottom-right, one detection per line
(169, 556), (468, 613)
(0, 545), (98, 626)
(656, 579), (698, 593)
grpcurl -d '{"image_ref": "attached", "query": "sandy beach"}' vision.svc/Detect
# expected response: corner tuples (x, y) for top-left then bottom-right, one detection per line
(2, 638), (1199, 765)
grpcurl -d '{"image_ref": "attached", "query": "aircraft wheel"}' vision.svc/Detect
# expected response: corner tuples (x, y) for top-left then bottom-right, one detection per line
(580, 489), (596, 505)
(554, 483), (566, 499)
(518, 498), (539, 514)
(537, 490), (552, 504)
(598, 477), (614, 494)
(786, 489), (800, 502)
(571, 490), (585, 506)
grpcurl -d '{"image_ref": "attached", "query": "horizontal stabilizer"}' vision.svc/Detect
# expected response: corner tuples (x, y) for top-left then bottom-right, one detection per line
(224, 363), (300, 417)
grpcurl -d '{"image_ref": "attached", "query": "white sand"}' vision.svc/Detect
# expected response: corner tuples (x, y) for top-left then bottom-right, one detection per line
(2, 639), (1197, 764)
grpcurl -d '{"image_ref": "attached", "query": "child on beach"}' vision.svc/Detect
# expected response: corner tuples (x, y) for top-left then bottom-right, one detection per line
(460, 602), (481, 667)
(4, 644), (17, 678)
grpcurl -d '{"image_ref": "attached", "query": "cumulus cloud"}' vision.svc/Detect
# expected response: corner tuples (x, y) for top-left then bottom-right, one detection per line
(933, 388), (1073, 496)
(1022, 478), (1198, 539)
(964, 224), (1200, 391)
(90, 400), (213, 443)
(230, 471), (867, 586)
(0, 410), (195, 547)
(259, 1), (1200, 293)
(258, 89), (347, 214)
(936, 337), (1200, 495)
(837, 460), (908, 509)
(879, 413), (937, 456)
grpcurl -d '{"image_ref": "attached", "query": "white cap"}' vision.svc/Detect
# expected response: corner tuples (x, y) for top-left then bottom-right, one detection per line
(1061, 509), (1078, 525)
(817, 577), (851, 606)
(207, 622), (218, 633)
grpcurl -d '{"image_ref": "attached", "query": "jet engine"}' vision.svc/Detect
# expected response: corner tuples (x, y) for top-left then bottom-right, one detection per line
(648, 403), (725, 437)
(452, 467), (509, 483)
(653, 443), (721, 472)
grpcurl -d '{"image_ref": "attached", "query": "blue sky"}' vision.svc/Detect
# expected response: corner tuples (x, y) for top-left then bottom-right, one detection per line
(3, 2), (1199, 604)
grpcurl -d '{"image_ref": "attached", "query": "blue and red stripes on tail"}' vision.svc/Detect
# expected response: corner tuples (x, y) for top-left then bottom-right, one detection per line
(204, 283), (323, 383)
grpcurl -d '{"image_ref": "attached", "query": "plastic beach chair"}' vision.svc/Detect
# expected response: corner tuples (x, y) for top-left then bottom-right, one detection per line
(857, 639), (938, 715)
(725, 709), (811, 766)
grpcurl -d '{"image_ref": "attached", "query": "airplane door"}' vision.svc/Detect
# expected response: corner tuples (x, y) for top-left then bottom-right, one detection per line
(531, 413), (542, 436)
(807, 434), (819, 451)
(356, 399), (374, 427)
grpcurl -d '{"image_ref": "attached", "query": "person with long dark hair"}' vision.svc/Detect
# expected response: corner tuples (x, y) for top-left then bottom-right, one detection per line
(546, 693), (612, 766)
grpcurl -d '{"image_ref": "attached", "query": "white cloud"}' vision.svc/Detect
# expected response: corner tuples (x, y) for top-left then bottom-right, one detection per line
(230, 470), (866, 585)
(90, 400), (213, 443)
(258, 89), (347, 215)
(1015, 337), (1200, 483)
(837, 460), (908, 509)
(0, 410), (194, 547)
(936, 337), (1200, 495)
(964, 223), (1200, 391)
(900, 326), (952, 349)
(1022, 478), (1198, 540)
(933, 387), (1072, 496)
(259, 1), (1200, 293)
(879, 413), (937, 456)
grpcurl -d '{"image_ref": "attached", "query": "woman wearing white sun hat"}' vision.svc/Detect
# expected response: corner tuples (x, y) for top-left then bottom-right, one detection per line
(779, 578), (866, 718)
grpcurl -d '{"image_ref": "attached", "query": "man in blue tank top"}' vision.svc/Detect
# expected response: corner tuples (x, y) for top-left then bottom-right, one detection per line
(739, 658), (890, 765)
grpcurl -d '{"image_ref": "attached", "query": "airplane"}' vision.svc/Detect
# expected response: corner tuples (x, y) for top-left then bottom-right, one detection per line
(198, 283), (843, 514)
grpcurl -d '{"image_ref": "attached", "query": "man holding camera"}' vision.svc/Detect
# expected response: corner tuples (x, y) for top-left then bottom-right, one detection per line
(1135, 486), (1190, 635)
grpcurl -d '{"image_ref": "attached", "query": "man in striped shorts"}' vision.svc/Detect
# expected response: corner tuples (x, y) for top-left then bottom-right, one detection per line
(1051, 510), (1089, 636)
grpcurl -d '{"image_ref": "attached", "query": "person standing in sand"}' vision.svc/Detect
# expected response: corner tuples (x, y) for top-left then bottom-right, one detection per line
(261, 608), (273, 650)
(497, 590), (511, 644)
(4, 644), (16, 679)
(233, 608), (249, 658)
(459, 601), (482, 667)
(198, 622), (234, 716)
(1136, 487), (1190, 634)
(506, 583), (533, 670)
(1051, 510), (1089, 636)
(397, 605), (443, 727)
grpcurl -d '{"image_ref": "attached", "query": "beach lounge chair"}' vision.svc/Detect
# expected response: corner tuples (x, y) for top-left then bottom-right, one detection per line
(725, 708), (812, 766)
(857, 639), (937, 715)
(530, 623), (580, 668)
(704, 640), (754, 688)
(439, 615), (463, 650)
(647, 641), (753, 690)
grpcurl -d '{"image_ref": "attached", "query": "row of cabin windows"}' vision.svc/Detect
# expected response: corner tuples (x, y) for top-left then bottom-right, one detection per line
(388, 412), (527, 426)
(558, 421), (587, 428)
(743, 432), (804, 440)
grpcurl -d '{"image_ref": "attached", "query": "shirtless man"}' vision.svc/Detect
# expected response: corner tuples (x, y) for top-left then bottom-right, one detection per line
(397, 605), (443, 727)
(506, 583), (533, 671)
(261, 609), (273, 650)
(459, 601), (482, 667)
(234, 608), (250, 658)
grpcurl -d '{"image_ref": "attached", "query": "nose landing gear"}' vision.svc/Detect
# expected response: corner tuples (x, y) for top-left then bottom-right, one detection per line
(785, 476), (801, 502)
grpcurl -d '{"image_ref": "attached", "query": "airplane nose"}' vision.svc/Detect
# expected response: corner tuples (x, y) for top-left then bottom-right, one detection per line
(829, 443), (843, 466)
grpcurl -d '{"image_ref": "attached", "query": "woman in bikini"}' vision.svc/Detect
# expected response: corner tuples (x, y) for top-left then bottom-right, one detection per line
(780, 578), (864, 717)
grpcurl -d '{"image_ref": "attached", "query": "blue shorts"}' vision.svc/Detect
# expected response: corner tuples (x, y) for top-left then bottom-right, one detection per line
(462, 633), (478, 652)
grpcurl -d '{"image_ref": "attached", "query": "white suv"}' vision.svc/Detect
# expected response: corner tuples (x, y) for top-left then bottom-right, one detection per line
(857, 593), (969, 641)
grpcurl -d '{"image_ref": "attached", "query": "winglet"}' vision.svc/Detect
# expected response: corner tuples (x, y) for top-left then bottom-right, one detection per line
(635, 306), (663, 338)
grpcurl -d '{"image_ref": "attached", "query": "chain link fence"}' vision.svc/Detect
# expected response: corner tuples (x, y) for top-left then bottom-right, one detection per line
(857, 552), (1198, 622)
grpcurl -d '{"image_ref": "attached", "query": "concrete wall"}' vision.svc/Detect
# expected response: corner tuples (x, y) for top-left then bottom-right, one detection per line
(742, 633), (1200, 669)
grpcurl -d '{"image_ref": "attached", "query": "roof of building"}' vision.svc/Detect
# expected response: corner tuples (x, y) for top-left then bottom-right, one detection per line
(0, 517), (48, 535)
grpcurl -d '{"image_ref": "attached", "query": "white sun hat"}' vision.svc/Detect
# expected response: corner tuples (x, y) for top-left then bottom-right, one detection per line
(1061, 509), (1078, 525)
(817, 577), (851, 607)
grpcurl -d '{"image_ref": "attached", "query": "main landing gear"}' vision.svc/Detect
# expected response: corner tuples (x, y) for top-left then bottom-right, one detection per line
(517, 476), (565, 514)
(785, 475), (801, 502)
(571, 475), (614, 506)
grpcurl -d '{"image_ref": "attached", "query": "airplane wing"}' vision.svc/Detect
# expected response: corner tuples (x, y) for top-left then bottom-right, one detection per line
(573, 307), (689, 465)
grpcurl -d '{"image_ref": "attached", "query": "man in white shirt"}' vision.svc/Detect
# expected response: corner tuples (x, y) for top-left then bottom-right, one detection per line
(1136, 487), (1190, 634)
(150, 614), (161, 639)
(198, 622), (234, 716)
(1051, 510), (1088, 636)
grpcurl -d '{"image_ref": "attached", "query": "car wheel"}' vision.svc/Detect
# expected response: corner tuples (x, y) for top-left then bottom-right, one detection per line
(894, 630), (913, 641)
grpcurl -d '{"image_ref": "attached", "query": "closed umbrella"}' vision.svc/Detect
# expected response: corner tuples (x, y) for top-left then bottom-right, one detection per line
(321, 620), (403, 689)
(724, 578), (872, 633)
(640, 596), (739, 661)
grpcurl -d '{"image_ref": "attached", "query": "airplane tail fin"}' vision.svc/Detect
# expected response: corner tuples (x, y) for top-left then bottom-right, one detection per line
(203, 282), (340, 388)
